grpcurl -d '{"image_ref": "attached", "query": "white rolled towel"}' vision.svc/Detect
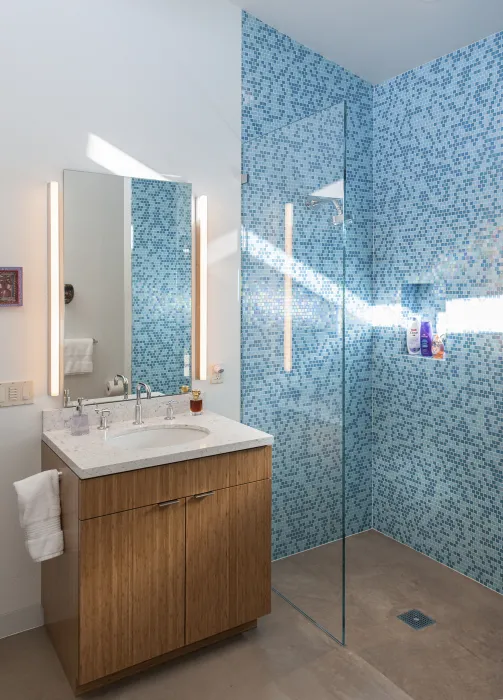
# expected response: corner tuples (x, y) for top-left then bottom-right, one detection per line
(13, 470), (64, 563)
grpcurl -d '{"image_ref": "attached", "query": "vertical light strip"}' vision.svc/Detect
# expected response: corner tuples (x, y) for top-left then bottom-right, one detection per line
(195, 195), (208, 381)
(284, 203), (293, 373)
(48, 182), (61, 396)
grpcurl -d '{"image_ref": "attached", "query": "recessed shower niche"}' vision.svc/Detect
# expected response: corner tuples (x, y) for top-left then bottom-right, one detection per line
(401, 282), (447, 359)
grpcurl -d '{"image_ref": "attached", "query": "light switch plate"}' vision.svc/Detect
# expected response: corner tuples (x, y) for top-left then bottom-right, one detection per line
(0, 381), (34, 407)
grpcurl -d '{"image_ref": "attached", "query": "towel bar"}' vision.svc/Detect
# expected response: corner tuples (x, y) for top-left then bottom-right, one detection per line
(57, 471), (62, 479)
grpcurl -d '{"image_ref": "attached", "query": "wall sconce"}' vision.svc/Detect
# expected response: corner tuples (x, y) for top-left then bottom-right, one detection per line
(195, 195), (208, 381)
(48, 181), (61, 397)
(284, 203), (293, 373)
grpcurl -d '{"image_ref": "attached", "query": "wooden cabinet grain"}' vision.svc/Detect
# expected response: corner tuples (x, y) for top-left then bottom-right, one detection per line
(186, 481), (272, 644)
(41, 443), (272, 694)
(130, 501), (186, 666)
(186, 488), (231, 643)
(228, 480), (272, 628)
(79, 500), (185, 684)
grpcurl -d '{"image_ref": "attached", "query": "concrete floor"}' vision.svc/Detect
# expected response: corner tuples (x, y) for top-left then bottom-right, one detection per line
(273, 530), (503, 700)
(0, 530), (501, 700)
(0, 593), (411, 700)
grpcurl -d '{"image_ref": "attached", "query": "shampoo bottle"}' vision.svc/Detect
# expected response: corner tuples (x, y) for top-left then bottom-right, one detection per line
(420, 319), (433, 357)
(407, 317), (421, 356)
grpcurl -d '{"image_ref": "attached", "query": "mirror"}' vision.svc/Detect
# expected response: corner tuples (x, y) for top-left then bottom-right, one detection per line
(63, 170), (192, 403)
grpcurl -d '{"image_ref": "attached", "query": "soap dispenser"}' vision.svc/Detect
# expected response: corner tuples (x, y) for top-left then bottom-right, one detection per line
(70, 398), (90, 436)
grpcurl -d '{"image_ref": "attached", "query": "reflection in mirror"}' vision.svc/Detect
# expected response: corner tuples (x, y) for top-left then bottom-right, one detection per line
(63, 170), (192, 403)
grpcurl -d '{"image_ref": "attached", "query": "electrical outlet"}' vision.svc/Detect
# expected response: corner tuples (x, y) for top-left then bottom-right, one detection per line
(0, 380), (34, 407)
(210, 364), (224, 385)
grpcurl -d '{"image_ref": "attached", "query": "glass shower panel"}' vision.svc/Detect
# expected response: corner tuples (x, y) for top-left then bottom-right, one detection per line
(241, 101), (347, 644)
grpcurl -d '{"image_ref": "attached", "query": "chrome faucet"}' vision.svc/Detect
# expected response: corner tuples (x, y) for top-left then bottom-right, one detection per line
(134, 382), (151, 425)
(114, 374), (129, 400)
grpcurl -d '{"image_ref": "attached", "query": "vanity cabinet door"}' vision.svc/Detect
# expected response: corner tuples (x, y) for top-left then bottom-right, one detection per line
(185, 480), (272, 645)
(228, 479), (272, 627)
(185, 488), (230, 644)
(79, 500), (186, 684)
(131, 499), (186, 666)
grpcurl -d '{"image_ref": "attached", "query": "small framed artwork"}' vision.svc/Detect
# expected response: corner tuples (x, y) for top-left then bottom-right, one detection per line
(0, 267), (23, 307)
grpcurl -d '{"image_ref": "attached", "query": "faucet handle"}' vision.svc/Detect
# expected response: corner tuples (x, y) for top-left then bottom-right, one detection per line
(95, 407), (111, 430)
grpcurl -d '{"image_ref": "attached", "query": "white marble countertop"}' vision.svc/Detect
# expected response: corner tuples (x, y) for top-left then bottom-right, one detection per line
(42, 411), (274, 480)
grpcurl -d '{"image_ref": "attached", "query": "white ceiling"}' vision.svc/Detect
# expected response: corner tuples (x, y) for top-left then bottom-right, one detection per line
(232, 0), (503, 84)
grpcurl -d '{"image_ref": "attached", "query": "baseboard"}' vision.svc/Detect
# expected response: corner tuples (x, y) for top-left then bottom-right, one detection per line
(0, 604), (44, 640)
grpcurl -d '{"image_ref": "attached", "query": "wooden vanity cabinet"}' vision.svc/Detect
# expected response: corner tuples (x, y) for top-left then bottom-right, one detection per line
(41, 444), (272, 694)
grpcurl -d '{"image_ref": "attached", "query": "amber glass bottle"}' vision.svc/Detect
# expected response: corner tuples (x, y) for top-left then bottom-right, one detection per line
(190, 390), (203, 415)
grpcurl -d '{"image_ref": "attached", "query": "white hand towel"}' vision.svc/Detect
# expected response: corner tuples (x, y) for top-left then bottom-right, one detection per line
(64, 338), (94, 375)
(13, 470), (64, 563)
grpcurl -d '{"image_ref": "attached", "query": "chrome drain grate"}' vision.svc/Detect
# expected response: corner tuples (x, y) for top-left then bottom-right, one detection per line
(397, 609), (436, 630)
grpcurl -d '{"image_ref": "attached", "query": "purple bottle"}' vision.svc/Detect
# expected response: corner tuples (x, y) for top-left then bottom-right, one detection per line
(420, 318), (433, 357)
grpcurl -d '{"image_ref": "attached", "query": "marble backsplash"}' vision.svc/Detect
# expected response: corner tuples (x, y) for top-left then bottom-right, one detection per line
(43, 394), (191, 432)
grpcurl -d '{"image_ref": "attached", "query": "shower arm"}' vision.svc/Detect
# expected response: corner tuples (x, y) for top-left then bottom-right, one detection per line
(305, 196), (349, 224)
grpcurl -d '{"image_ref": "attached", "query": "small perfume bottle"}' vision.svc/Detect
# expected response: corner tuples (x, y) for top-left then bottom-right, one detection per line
(190, 390), (203, 416)
(70, 398), (90, 436)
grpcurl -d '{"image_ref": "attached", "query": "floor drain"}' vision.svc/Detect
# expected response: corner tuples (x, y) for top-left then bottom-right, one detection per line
(397, 609), (436, 630)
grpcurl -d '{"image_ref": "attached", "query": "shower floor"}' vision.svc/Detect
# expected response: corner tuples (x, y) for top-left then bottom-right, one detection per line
(272, 529), (503, 700)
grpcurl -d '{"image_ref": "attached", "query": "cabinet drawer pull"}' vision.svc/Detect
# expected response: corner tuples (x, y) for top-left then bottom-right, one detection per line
(194, 491), (215, 500)
(158, 499), (180, 508)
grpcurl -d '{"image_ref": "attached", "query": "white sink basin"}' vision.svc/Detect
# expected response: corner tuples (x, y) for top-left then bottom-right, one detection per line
(107, 424), (210, 450)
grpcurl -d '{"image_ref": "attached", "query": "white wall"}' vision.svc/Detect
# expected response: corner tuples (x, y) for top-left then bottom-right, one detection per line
(64, 170), (127, 400)
(0, 0), (241, 638)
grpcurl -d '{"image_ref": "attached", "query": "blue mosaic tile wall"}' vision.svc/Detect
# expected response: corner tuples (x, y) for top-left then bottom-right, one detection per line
(373, 32), (503, 593)
(242, 13), (373, 559)
(131, 179), (192, 396)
